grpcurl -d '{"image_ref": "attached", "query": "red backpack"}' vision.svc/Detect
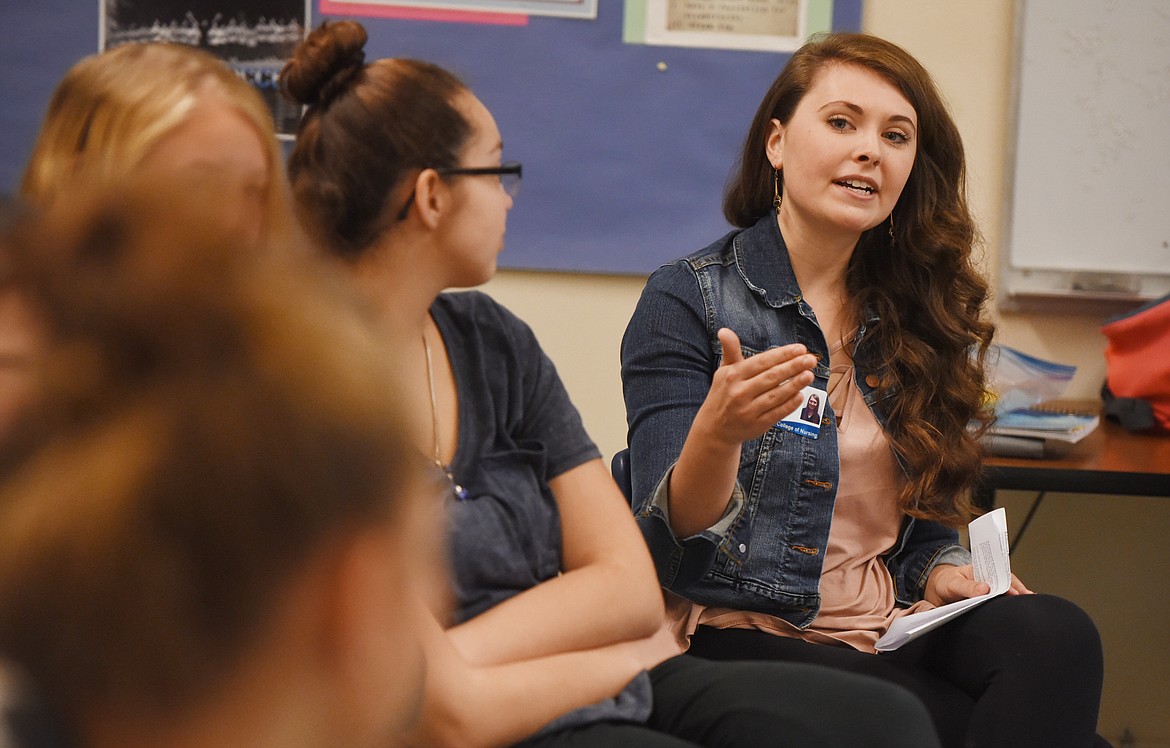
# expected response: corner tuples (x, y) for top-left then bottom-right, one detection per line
(1101, 294), (1170, 434)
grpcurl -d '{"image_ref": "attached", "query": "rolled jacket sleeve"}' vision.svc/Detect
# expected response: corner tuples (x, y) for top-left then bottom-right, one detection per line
(635, 462), (745, 589)
(887, 516), (971, 605)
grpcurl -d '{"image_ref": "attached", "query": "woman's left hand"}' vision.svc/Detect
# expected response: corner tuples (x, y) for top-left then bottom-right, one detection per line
(924, 563), (1033, 606)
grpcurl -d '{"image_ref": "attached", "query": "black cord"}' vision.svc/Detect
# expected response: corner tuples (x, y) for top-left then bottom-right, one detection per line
(1009, 491), (1046, 554)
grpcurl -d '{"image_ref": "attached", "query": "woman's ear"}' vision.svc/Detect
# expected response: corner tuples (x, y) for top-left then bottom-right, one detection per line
(765, 118), (784, 170)
(413, 169), (445, 231)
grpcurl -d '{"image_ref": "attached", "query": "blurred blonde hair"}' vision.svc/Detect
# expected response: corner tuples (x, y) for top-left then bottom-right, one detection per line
(21, 43), (294, 247)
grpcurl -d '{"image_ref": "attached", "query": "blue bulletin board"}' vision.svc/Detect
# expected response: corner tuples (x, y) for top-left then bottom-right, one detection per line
(0, 1), (101, 194)
(0, 1), (862, 275)
(318, 1), (861, 274)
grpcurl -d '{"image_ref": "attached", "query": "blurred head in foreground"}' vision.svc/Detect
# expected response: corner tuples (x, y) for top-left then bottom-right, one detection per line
(21, 42), (294, 248)
(6, 43), (301, 444)
(0, 176), (443, 748)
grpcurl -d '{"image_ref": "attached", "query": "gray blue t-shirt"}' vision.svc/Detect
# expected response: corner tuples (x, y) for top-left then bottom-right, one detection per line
(433, 290), (601, 623)
(432, 291), (650, 734)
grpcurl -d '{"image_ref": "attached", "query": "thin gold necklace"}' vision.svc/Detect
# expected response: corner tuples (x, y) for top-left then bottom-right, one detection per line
(422, 328), (467, 500)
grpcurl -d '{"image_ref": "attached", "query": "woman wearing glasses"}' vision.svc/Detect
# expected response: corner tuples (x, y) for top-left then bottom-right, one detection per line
(281, 21), (941, 747)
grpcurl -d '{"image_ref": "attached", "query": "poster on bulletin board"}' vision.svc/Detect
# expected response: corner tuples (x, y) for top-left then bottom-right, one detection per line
(99, 0), (311, 137)
(313, 0), (862, 274)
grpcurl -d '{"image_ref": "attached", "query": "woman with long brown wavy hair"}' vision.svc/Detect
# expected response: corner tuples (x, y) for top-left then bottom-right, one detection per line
(622, 32), (1109, 748)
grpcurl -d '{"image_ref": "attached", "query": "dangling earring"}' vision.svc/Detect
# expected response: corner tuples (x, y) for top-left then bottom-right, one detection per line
(773, 169), (782, 212)
(887, 213), (896, 245)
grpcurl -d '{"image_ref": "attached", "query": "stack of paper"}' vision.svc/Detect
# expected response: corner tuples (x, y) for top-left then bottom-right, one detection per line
(983, 405), (1099, 458)
(992, 407), (1099, 442)
(982, 344), (1097, 458)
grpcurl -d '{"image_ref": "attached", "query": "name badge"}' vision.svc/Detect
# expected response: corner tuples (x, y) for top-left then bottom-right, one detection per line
(777, 385), (828, 439)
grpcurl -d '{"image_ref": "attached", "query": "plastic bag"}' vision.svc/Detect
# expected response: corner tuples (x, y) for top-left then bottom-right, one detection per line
(984, 344), (1076, 416)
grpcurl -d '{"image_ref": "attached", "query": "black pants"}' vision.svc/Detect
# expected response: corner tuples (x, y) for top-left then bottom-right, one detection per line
(688, 594), (1109, 748)
(519, 652), (941, 747)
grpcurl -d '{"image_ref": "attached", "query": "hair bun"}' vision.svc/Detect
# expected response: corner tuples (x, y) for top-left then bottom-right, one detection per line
(281, 20), (369, 108)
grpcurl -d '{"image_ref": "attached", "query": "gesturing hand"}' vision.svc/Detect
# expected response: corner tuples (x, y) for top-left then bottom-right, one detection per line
(693, 328), (818, 448)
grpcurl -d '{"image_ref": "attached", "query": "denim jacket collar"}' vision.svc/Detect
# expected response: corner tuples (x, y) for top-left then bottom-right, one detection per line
(735, 214), (881, 334)
(734, 215), (803, 309)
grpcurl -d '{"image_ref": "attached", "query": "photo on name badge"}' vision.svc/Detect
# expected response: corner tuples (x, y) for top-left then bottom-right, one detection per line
(777, 385), (827, 439)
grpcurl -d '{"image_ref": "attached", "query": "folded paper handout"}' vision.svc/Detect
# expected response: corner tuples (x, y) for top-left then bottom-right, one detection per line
(875, 508), (1011, 652)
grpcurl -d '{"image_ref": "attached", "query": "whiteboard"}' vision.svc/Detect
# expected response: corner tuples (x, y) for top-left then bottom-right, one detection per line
(1003, 0), (1170, 301)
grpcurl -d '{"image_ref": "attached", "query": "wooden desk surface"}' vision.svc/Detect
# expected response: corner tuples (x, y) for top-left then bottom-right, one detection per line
(981, 418), (1170, 498)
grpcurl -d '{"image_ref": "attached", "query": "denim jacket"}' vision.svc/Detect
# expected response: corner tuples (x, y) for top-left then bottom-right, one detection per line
(621, 215), (969, 628)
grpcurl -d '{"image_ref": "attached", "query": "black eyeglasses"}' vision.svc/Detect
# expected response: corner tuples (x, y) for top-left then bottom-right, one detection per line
(396, 161), (523, 221)
(437, 161), (523, 196)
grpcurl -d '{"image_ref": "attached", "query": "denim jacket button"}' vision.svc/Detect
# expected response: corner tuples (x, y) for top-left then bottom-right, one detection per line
(865, 374), (880, 388)
(738, 543), (747, 553)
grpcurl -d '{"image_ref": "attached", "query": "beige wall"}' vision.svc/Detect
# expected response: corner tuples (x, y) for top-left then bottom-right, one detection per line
(481, 1), (1168, 744)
